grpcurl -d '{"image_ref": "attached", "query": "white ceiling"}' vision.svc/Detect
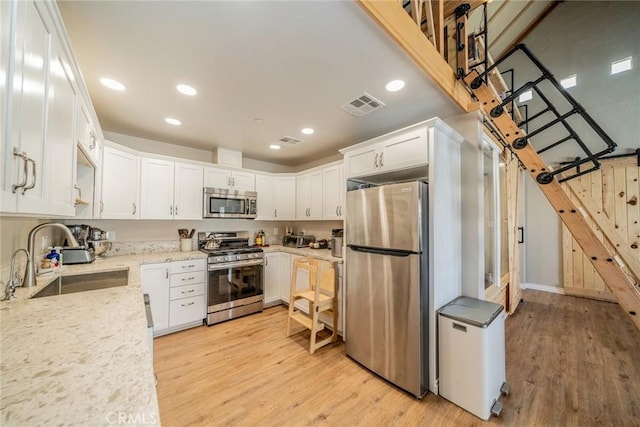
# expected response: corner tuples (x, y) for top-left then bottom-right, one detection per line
(57, 1), (464, 167)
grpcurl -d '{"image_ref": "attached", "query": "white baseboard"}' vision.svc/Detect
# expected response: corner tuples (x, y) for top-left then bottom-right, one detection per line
(521, 282), (565, 295)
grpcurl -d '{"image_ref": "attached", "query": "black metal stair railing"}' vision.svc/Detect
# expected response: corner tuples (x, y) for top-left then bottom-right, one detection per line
(466, 43), (617, 183)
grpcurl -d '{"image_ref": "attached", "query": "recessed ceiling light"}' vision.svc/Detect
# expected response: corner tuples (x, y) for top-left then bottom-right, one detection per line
(100, 77), (126, 91)
(177, 84), (197, 96)
(561, 74), (577, 89)
(518, 89), (533, 103)
(611, 56), (632, 75)
(385, 79), (405, 92)
(269, 144), (281, 150)
(165, 117), (182, 126)
(301, 128), (314, 135)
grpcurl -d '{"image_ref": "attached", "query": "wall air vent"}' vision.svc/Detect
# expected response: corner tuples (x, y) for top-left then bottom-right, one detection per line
(340, 92), (386, 117)
(279, 136), (303, 145)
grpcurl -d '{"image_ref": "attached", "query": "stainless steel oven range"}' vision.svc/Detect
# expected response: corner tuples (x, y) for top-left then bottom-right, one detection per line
(199, 231), (263, 325)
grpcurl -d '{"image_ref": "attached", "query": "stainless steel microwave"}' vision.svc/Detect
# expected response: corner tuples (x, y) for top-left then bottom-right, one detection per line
(203, 187), (257, 219)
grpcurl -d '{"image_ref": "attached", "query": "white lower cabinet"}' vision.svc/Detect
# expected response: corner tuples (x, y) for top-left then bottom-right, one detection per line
(264, 252), (281, 306)
(141, 258), (206, 336)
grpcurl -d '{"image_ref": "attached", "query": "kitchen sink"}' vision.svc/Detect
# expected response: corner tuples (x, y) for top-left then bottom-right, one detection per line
(31, 269), (129, 298)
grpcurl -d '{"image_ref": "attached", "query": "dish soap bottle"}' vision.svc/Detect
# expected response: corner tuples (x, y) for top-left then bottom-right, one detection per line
(255, 230), (263, 246)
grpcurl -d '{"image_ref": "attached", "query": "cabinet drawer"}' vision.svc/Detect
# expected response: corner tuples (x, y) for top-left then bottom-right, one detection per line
(170, 259), (206, 274)
(170, 270), (206, 287)
(170, 282), (205, 301)
(169, 295), (205, 327)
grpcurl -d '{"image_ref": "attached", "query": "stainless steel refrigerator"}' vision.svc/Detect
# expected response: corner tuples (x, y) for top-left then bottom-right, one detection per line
(345, 180), (429, 398)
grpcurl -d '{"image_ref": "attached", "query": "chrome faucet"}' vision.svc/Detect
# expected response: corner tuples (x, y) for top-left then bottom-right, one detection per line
(2, 249), (30, 300)
(24, 223), (79, 288)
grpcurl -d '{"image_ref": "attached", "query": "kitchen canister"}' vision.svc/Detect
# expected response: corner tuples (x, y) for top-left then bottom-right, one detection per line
(180, 238), (193, 252)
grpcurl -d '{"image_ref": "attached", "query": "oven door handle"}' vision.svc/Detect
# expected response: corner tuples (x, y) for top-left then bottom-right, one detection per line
(208, 259), (264, 271)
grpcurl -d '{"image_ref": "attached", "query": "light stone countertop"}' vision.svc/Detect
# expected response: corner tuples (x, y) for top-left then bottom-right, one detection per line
(262, 245), (344, 264)
(0, 250), (207, 427)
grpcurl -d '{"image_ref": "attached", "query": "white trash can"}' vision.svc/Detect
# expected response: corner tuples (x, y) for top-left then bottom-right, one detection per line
(438, 296), (507, 420)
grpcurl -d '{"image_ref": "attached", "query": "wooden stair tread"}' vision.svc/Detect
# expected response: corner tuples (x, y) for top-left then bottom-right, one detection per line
(293, 290), (334, 303)
(289, 311), (314, 330)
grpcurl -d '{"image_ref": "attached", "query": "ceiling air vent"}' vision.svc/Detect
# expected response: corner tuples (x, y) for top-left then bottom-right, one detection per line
(279, 136), (303, 145)
(340, 92), (386, 117)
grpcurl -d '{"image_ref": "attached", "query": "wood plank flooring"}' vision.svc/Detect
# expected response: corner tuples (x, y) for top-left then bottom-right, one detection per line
(154, 290), (640, 426)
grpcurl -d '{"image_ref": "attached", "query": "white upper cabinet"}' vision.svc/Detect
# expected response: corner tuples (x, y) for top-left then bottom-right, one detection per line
(139, 157), (203, 220)
(342, 122), (430, 179)
(75, 100), (100, 165)
(255, 173), (274, 220)
(217, 148), (242, 168)
(296, 170), (323, 220)
(46, 34), (77, 217)
(101, 145), (139, 219)
(204, 167), (254, 192)
(1, 1), (51, 214)
(174, 162), (204, 220)
(272, 175), (296, 220)
(323, 164), (344, 220)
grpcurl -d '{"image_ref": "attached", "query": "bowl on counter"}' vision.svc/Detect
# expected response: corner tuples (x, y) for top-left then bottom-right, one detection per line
(88, 239), (112, 257)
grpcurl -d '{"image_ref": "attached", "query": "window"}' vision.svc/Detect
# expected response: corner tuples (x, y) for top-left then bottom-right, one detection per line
(518, 89), (533, 103)
(483, 139), (500, 289)
(561, 74), (577, 89)
(611, 57), (632, 75)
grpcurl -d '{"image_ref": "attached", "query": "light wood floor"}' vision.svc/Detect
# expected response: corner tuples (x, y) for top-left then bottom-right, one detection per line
(154, 290), (640, 426)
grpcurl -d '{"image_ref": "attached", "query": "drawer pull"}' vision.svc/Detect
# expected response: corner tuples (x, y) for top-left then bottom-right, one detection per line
(182, 276), (196, 281)
(181, 301), (195, 307)
(181, 289), (195, 294)
(182, 264), (195, 268)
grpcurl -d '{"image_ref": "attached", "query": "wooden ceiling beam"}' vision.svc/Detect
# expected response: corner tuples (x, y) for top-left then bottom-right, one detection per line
(356, 0), (477, 113)
(497, 1), (562, 58)
(442, 0), (487, 20)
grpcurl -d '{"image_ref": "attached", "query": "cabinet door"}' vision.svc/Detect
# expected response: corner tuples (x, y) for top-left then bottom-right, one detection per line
(323, 164), (344, 219)
(169, 295), (205, 327)
(101, 146), (139, 219)
(6, 1), (51, 214)
(46, 39), (76, 217)
(231, 171), (255, 191)
(273, 176), (295, 220)
(255, 174), (273, 220)
(308, 170), (323, 219)
(204, 167), (231, 190)
(264, 253), (281, 306)
(380, 126), (428, 172)
(140, 157), (174, 219)
(344, 145), (378, 179)
(174, 162), (203, 220)
(141, 263), (170, 335)
(279, 252), (292, 303)
(0, 0), (16, 211)
(295, 174), (309, 219)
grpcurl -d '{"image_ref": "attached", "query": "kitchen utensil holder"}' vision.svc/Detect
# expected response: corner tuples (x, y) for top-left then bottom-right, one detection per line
(180, 238), (193, 252)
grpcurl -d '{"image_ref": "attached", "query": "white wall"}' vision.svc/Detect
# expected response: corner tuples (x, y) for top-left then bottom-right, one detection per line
(507, 1), (640, 288)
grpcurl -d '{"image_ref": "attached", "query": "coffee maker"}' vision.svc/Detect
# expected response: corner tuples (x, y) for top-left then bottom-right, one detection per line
(63, 224), (96, 264)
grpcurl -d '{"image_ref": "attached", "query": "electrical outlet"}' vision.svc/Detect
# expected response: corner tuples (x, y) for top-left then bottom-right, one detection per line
(41, 236), (49, 251)
(272, 227), (278, 236)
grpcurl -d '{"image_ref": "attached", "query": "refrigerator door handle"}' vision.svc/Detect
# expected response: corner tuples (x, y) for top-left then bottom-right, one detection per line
(347, 244), (418, 257)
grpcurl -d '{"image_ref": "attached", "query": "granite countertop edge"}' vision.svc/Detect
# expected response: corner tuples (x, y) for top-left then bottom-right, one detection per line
(0, 250), (206, 427)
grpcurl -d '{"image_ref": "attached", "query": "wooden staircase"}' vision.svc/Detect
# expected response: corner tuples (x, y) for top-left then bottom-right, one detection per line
(463, 68), (640, 331)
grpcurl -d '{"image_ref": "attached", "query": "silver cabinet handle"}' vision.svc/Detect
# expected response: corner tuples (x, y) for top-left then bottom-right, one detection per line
(181, 289), (195, 294)
(182, 264), (195, 268)
(274, 209), (277, 218)
(132, 203), (137, 215)
(166, 269), (169, 279)
(73, 185), (82, 207)
(339, 206), (342, 216)
(175, 205), (178, 216)
(336, 206), (339, 216)
(11, 148), (29, 193)
(170, 205), (173, 215)
(100, 201), (104, 212)
(374, 153), (378, 168)
(22, 156), (36, 194)
(232, 177), (235, 187)
(265, 257), (268, 266)
(89, 131), (96, 150)
(182, 276), (195, 281)
(380, 153), (384, 167)
(181, 301), (195, 307)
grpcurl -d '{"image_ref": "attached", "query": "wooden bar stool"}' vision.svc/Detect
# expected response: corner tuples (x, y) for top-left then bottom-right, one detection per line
(286, 257), (338, 354)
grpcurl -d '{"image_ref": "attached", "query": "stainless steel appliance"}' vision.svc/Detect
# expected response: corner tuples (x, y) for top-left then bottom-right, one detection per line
(199, 232), (263, 325)
(63, 224), (95, 264)
(282, 234), (315, 248)
(203, 187), (257, 219)
(331, 228), (343, 258)
(345, 180), (429, 398)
